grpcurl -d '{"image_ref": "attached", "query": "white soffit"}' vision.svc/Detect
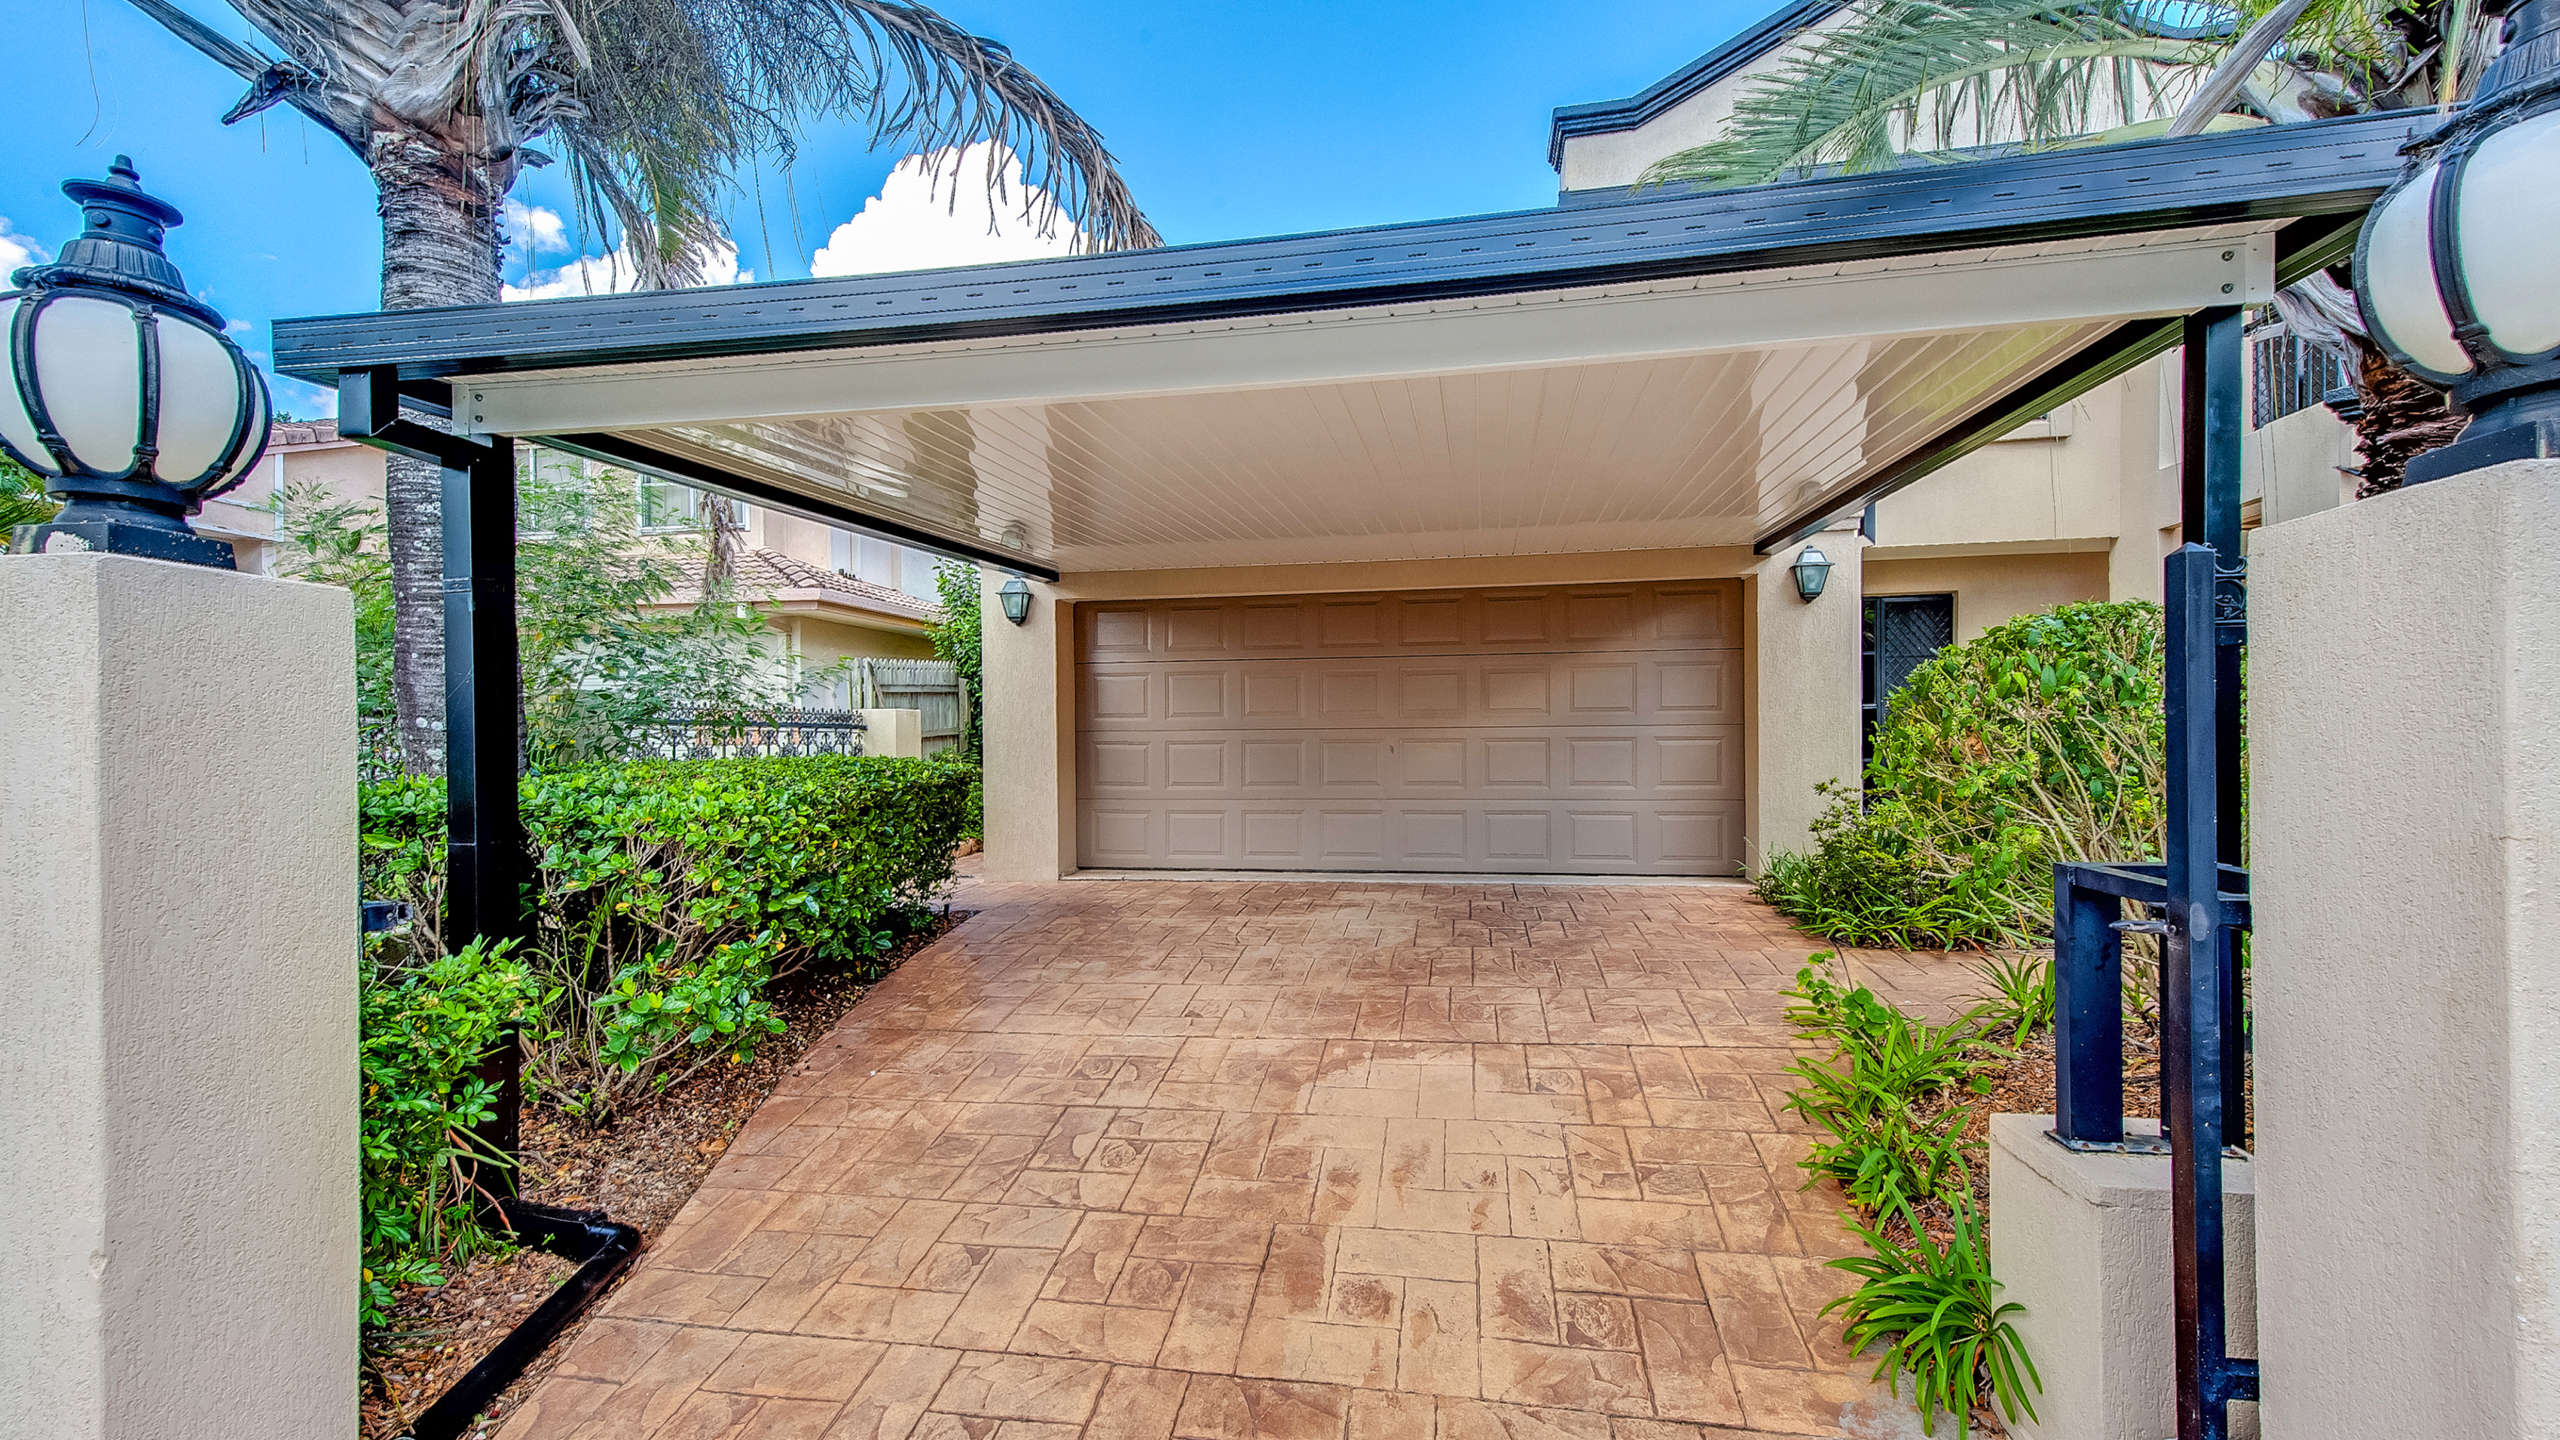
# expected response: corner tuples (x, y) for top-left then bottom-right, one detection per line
(475, 224), (2275, 572)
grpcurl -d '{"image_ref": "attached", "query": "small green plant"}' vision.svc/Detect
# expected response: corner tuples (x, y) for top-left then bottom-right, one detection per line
(1972, 953), (2056, 1046)
(1825, 1195), (2041, 1439)
(359, 937), (543, 1327)
(1782, 959), (1995, 1210)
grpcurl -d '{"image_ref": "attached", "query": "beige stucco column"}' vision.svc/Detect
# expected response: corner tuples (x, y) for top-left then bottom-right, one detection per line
(1744, 527), (1864, 868)
(0, 554), (356, 1438)
(979, 565), (1075, 881)
(2249, 458), (2560, 1440)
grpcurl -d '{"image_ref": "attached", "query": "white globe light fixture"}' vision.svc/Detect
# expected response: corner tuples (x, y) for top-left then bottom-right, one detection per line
(2353, 0), (2560, 485)
(1, 156), (271, 567)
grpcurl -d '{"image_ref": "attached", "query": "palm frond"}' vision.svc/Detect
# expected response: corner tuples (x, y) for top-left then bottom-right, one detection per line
(1638, 0), (2222, 190)
(136, 0), (1159, 289)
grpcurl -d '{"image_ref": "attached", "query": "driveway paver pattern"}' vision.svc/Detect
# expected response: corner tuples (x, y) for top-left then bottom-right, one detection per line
(499, 874), (1979, 1440)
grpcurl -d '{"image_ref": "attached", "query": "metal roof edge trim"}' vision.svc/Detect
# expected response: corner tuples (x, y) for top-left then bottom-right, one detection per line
(273, 112), (2417, 387)
(1546, 0), (1844, 170)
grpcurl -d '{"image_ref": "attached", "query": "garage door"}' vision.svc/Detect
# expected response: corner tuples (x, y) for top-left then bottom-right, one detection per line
(1076, 582), (1743, 875)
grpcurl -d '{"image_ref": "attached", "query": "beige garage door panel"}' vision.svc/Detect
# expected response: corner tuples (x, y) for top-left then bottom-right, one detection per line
(1081, 803), (1742, 872)
(1080, 730), (1741, 798)
(1080, 584), (1735, 661)
(1075, 582), (1744, 876)
(1080, 652), (1739, 730)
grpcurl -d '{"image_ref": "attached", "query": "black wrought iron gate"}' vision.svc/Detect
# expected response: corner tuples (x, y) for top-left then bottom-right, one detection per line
(2051, 306), (2258, 1440)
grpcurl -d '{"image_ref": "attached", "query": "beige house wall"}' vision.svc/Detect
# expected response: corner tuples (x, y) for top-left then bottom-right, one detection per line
(1864, 550), (2111, 642)
(979, 542), (1867, 882)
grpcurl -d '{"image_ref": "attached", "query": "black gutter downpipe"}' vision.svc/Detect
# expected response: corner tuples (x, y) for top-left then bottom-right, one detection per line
(394, 1202), (641, 1440)
(343, 368), (643, 1433)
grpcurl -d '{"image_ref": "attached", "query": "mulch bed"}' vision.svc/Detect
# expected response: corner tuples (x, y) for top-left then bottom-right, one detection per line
(359, 909), (969, 1440)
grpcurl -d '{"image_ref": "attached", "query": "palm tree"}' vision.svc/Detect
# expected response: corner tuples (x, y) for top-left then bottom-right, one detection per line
(128, 0), (1159, 770)
(1637, 0), (2507, 492)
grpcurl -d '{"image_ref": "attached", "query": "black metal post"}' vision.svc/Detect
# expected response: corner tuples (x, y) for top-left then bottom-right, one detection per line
(2183, 307), (2254, 1138)
(444, 435), (526, 1196)
(2051, 871), (2126, 1146)
(2167, 307), (2257, 1439)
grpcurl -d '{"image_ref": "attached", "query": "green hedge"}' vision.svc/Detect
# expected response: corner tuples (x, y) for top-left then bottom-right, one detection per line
(1756, 601), (2166, 948)
(357, 753), (972, 1325)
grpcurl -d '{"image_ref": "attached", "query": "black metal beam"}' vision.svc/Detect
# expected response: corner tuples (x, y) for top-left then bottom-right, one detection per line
(1755, 314), (2185, 552)
(539, 431), (1061, 581)
(273, 114), (2414, 387)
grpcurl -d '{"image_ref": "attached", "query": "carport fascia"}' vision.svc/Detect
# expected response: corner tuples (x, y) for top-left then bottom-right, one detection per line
(276, 111), (2404, 900)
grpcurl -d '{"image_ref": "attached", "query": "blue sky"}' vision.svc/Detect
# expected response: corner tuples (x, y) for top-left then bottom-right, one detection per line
(5, 0), (1770, 415)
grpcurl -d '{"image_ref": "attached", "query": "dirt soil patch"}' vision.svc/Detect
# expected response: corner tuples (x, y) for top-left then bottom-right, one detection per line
(360, 910), (969, 1440)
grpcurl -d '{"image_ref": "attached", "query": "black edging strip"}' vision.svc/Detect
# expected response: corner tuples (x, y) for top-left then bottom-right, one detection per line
(397, 1199), (641, 1440)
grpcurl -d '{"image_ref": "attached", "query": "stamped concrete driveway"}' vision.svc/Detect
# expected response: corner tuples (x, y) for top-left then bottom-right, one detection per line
(498, 873), (1978, 1440)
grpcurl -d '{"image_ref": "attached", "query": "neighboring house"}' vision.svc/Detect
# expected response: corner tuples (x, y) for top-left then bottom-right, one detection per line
(213, 421), (951, 691)
(276, 14), (2425, 882)
(196, 419), (385, 574)
(1553, 4), (2359, 698)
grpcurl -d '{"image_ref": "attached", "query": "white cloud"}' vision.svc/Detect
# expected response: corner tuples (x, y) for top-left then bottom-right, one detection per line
(504, 238), (750, 302)
(810, 142), (1079, 278)
(0, 218), (52, 278)
(504, 199), (573, 255)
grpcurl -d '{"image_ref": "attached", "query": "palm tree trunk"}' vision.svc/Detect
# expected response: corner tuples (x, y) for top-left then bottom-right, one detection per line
(2347, 334), (2468, 496)
(371, 132), (502, 773)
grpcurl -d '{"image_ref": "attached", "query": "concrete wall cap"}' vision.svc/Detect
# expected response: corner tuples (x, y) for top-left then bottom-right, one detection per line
(1990, 1112), (2254, 1211)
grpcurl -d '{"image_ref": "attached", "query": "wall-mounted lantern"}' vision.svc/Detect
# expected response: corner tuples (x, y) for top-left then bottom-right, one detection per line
(997, 572), (1033, 625)
(1, 157), (271, 567)
(2353, 0), (2560, 485)
(1790, 545), (1834, 603)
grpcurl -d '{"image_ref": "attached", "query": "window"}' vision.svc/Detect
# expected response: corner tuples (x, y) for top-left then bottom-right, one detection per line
(636, 476), (745, 533)
(2251, 321), (2353, 429)
(1863, 594), (1955, 765)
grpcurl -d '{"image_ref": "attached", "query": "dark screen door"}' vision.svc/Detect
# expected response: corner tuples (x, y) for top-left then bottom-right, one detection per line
(1862, 593), (1955, 766)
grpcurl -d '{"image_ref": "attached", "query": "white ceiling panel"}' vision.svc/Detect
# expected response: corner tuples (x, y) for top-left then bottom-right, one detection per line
(506, 223), (2276, 572)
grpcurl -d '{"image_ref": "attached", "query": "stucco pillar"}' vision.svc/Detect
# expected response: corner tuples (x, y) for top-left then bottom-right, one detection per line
(2248, 459), (2560, 1440)
(855, 708), (925, 758)
(0, 554), (356, 1439)
(979, 566), (1073, 881)
(1989, 1115), (2257, 1440)
(1745, 528), (1864, 867)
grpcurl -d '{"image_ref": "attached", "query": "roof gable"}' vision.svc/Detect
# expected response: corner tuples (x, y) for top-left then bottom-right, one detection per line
(1547, 0), (1843, 169)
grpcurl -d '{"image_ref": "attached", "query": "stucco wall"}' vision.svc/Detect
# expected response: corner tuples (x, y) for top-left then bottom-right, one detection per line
(2249, 459), (2560, 1440)
(0, 554), (356, 1438)
(1863, 549), (2109, 641)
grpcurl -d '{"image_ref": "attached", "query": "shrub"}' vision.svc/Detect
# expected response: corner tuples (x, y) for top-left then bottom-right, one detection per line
(1757, 600), (2166, 948)
(363, 752), (975, 1112)
(1783, 955), (2039, 1436)
(359, 938), (542, 1327)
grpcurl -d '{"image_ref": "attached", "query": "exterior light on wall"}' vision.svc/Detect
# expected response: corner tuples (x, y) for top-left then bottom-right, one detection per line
(2353, 0), (2560, 485)
(0, 157), (270, 568)
(1790, 545), (1834, 602)
(997, 572), (1033, 624)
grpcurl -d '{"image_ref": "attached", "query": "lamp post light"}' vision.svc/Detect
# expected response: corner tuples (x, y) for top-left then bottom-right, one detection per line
(997, 572), (1033, 624)
(2353, 0), (2560, 486)
(1, 156), (271, 568)
(1790, 545), (1834, 602)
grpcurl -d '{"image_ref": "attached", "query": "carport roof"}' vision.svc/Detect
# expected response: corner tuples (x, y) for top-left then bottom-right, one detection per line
(273, 113), (2412, 572)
